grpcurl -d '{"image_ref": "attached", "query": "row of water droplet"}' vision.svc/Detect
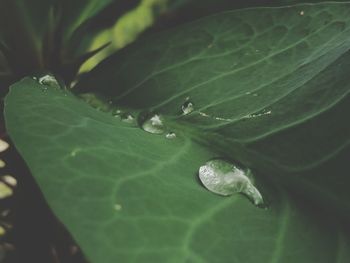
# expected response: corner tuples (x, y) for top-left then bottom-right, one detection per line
(35, 75), (265, 208)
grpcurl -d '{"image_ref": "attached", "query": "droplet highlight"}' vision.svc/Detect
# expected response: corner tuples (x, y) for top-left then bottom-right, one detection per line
(112, 109), (122, 117)
(165, 132), (176, 139)
(182, 100), (194, 115)
(141, 114), (165, 134)
(38, 74), (59, 86)
(198, 159), (264, 207)
(120, 114), (135, 124)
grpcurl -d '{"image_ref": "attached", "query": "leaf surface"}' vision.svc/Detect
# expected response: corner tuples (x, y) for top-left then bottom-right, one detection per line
(5, 78), (350, 263)
(5, 2), (350, 262)
(76, 2), (350, 215)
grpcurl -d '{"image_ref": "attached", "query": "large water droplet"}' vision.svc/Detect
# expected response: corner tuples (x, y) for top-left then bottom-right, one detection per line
(141, 114), (165, 134)
(198, 159), (264, 207)
(182, 100), (194, 115)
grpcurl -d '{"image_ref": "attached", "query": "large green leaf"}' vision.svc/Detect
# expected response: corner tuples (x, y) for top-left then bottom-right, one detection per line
(76, 2), (350, 215)
(5, 2), (350, 262)
(5, 78), (350, 263)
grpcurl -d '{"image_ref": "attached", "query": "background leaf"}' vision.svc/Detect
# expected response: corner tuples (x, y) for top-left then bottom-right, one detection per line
(5, 78), (350, 263)
(0, 0), (138, 87)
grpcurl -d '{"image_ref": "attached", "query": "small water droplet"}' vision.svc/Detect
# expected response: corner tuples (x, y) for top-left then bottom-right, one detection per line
(182, 101), (194, 115)
(165, 132), (176, 139)
(198, 159), (264, 207)
(141, 114), (165, 134)
(112, 109), (122, 117)
(114, 203), (122, 211)
(0, 159), (5, 168)
(121, 114), (135, 124)
(252, 93), (258, 97)
(299, 10), (304, 16)
(244, 109), (272, 119)
(38, 74), (59, 86)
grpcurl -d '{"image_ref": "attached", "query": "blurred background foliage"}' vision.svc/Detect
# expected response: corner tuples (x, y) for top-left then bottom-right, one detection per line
(79, 0), (350, 71)
(0, 0), (348, 89)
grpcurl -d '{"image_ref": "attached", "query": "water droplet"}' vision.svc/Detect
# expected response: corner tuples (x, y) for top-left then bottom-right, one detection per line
(38, 74), (59, 86)
(0, 159), (5, 168)
(121, 114), (135, 124)
(165, 132), (176, 139)
(198, 159), (264, 207)
(244, 109), (272, 119)
(182, 101), (194, 115)
(252, 93), (258, 97)
(0, 139), (9, 153)
(141, 114), (165, 134)
(0, 182), (13, 199)
(114, 203), (122, 211)
(299, 10), (304, 16)
(112, 109), (122, 117)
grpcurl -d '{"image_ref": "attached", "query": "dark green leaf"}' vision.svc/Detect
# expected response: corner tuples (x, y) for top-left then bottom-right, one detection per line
(5, 78), (350, 263)
(76, 2), (350, 215)
(5, 2), (350, 262)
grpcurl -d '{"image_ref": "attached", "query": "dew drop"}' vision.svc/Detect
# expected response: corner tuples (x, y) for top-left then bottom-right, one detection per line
(244, 109), (272, 119)
(198, 159), (264, 207)
(165, 132), (176, 139)
(141, 114), (165, 134)
(114, 203), (122, 211)
(120, 114), (135, 124)
(38, 74), (59, 86)
(182, 101), (194, 115)
(112, 109), (123, 117)
(2, 175), (17, 187)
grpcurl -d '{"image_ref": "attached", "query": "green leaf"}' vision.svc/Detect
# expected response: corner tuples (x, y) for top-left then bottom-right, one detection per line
(59, 0), (114, 43)
(5, 2), (350, 262)
(76, 2), (350, 215)
(5, 78), (350, 262)
(79, 0), (168, 72)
